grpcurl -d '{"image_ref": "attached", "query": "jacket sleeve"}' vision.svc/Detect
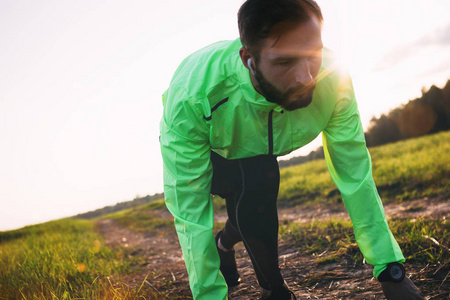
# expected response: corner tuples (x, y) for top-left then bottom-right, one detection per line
(322, 74), (405, 278)
(160, 87), (228, 299)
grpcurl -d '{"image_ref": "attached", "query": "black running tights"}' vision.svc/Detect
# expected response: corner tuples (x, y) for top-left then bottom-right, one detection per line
(210, 151), (284, 290)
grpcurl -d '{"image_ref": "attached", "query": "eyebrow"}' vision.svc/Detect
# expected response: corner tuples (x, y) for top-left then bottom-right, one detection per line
(269, 46), (323, 61)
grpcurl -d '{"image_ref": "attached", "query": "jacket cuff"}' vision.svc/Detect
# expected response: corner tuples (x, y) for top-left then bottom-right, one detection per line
(373, 264), (388, 278)
(373, 258), (405, 278)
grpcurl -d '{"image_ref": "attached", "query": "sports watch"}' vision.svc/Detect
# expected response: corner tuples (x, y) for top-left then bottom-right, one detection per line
(378, 262), (406, 282)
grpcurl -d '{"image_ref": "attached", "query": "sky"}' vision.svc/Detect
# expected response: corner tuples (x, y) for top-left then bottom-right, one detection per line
(1, 0), (449, 231)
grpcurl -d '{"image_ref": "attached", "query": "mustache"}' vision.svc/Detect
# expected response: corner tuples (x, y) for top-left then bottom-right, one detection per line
(285, 82), (315, 97)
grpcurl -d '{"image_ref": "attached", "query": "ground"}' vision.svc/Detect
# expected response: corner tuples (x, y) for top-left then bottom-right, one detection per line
(97, 198), (450, 299)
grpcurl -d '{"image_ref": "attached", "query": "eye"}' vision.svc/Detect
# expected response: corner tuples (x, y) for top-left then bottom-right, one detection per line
(275, 59), (294, 66)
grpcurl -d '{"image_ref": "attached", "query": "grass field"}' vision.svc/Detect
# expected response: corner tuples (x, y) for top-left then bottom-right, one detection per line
(0, 130), (449, 299)
(280, 217), (449, 270)
(0, 219), (148, 299)
(278, 130), (450, 206)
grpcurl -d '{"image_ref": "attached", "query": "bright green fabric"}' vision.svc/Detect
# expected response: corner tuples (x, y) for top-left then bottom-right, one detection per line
(160, 38), (404, 299)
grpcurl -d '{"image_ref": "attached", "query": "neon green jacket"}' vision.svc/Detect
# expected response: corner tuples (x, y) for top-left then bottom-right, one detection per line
(160, 38), (404, 299)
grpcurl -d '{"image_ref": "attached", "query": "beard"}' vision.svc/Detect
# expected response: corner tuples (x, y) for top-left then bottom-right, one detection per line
(253, 65), (315, 111)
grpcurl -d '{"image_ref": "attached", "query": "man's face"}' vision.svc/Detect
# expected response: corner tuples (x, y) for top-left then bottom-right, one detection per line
(250, 17), (323, 110)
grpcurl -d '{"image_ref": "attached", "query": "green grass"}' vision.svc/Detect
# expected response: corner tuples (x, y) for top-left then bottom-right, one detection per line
(279, 159), (334, 205)
(370, 131), (450, 201)
(280, 218), (362, 264)
(140, 198), (167, 211)
(103, 196), (227, 237)
(391, 217), (450, 264)
(278, 130), (450, 206)
(279, 217), (449, 268)
(0, 219), (146, 299)
(104, 206), (174, 235)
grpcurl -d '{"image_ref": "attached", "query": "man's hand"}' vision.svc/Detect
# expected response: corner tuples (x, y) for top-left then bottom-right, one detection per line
(381, 276), (424, 300)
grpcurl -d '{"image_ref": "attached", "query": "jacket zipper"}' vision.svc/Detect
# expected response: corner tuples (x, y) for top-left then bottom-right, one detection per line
(268, 109), (274, 155)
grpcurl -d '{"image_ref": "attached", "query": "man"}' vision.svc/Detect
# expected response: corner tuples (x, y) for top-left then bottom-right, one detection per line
(160, 0), (424, 299)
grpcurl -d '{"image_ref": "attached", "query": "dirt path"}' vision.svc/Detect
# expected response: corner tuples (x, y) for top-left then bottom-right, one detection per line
(97, 198), (450, 299)
(97, 218), (192, 299)
(277, 196), (450, 223)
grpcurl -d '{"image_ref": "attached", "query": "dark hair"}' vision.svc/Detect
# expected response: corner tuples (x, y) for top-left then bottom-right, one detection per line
(238, 0), (323, 51)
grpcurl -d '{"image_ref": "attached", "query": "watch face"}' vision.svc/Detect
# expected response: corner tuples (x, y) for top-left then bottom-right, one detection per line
(390, 264), (404, 280)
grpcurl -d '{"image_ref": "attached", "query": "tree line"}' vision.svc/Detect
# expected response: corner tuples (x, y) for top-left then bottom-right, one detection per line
(365, 79), (450, 147)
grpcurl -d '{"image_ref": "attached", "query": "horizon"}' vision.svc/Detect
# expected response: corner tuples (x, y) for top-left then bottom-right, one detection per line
(1, 0), (450, 231)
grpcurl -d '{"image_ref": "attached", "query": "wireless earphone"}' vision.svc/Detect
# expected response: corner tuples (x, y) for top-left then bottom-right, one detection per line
(247, 58), (255, 75)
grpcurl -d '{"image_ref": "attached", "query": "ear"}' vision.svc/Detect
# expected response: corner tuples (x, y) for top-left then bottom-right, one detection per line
(239, 47), (252, 70)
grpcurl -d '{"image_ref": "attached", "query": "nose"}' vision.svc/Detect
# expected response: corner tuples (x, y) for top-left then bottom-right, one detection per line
(294, 61), (314, 86)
